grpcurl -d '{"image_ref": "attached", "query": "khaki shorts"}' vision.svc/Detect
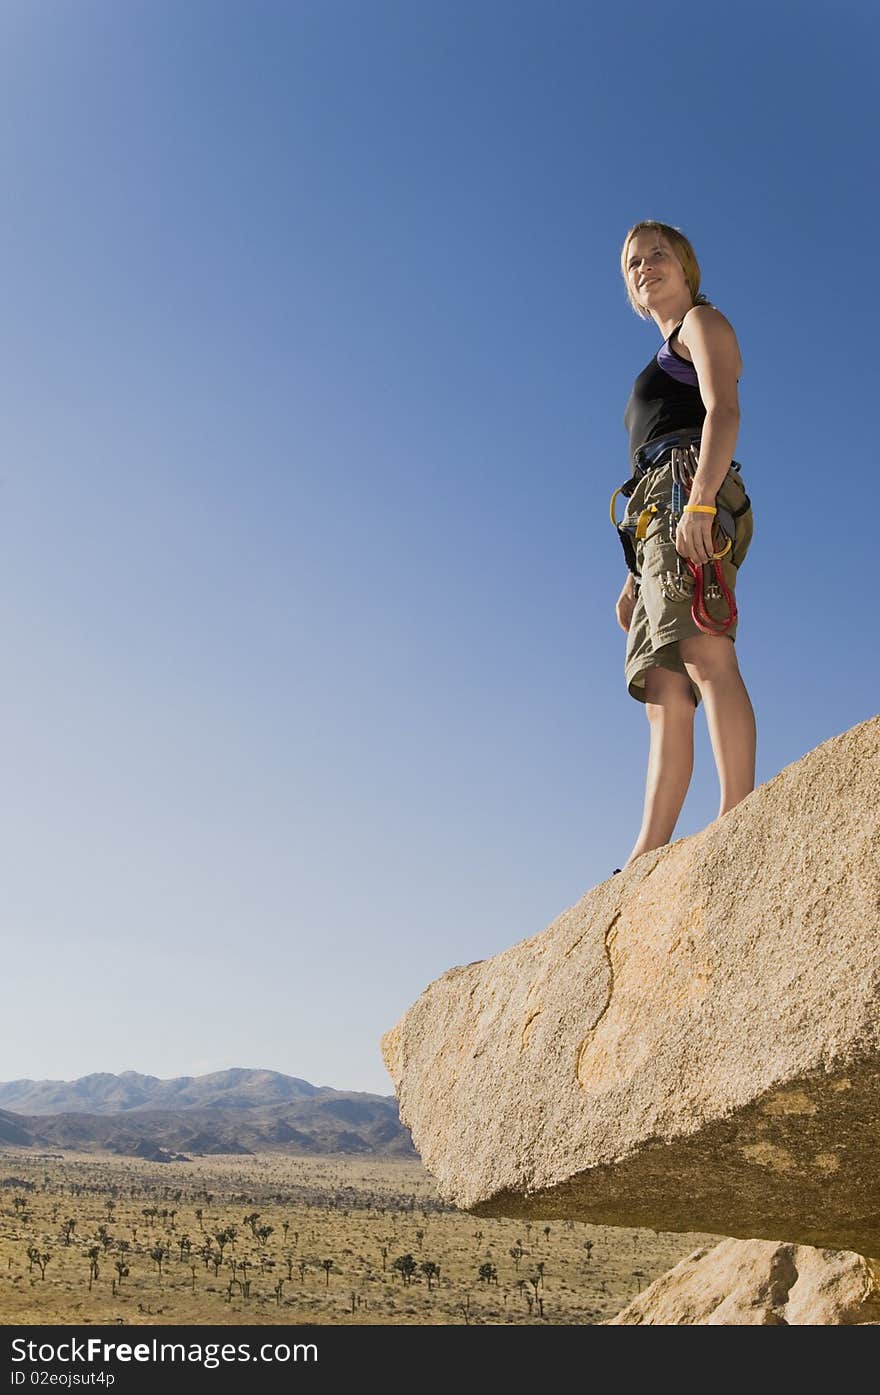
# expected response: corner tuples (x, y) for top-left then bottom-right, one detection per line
(623, 461), (753, 708)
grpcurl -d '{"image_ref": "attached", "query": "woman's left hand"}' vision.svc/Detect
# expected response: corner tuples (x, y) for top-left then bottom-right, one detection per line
(675, 510), (717, 566)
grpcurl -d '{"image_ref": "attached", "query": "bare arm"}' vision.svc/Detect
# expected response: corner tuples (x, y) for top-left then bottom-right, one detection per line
(675, 307), (743, 563)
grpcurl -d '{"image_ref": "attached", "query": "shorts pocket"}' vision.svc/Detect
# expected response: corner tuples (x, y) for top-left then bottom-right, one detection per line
(718, 471), (753, 570)
(731, 504), (753, 569)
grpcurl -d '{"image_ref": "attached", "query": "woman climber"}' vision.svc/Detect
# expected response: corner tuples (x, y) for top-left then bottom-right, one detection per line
(612, 220), (757, 870)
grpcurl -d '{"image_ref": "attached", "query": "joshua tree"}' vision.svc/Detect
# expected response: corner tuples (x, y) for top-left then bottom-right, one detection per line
(415, 1228), (425, 1250)
(213, 1229), (233, 1259)
(256, 1224), (274, 1247)
(178, 1235), (192, 1262)
(62, 1219), (76, 1246)
(274, 1278), (285, 1306)
(150, 1244), (167, 1278)
(420, 1261), (440, 1291)
(478, 1262), (498, 1286)
(391, 1254), (417, 1286)
(26, 1247), (49, 1278)
(195, 1208), (204, 1231)
(510, 1243), (525, 1271)
(321, 1259), (334, 1287)
(87, 1247), (100, 1291)
(543, 1226), (551, 1243)
(114, 1260), (129, 1286)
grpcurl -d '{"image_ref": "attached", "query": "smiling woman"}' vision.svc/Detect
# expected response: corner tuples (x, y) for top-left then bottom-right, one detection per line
(610, 220), (757, 870)
(620, 226), (711, 321)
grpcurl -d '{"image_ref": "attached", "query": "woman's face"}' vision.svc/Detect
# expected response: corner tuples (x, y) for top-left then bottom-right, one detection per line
(625, 232), (689, 312)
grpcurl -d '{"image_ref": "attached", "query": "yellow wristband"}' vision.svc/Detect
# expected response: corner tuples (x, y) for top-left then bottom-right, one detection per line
(683, 504), (717, 515)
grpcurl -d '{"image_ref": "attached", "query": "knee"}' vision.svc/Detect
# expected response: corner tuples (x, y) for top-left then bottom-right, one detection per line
(644, 698), (694, 727)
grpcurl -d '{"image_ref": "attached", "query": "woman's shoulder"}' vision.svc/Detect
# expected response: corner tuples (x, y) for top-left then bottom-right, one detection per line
(676, 304), (742, 376)
(683, 301), (734, 325)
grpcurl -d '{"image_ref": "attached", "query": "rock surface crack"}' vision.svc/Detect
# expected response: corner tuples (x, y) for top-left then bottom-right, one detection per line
(575, 910), (620, 1084)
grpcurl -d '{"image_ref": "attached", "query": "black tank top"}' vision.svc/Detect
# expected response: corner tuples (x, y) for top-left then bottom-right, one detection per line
(624, 319), (706, 465)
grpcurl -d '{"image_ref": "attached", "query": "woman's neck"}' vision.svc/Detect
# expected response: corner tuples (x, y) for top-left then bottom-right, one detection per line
(652, 297), (695, 339)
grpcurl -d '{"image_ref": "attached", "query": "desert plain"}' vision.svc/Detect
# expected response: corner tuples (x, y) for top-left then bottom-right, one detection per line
(0, 1148), (721, 1325)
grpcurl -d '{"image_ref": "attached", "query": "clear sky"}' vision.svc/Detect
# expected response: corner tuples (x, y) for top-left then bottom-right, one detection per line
(1, 1), (876, 1098)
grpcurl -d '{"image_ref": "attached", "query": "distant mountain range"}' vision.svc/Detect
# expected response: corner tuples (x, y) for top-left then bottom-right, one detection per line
(0, 1069), (335, 1116)
(0, 1069), (416, 1162)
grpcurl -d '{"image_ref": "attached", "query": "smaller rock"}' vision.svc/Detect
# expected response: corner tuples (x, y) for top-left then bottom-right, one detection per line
(606, 1238), (880, 1325)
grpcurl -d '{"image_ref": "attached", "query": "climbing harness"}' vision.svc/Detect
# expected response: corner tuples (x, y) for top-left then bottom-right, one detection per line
(610, 429), (751, 636)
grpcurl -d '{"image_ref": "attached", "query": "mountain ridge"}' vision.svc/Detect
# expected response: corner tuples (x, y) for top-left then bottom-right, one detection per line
(0, 1070), (414, 1161)
(0, 1068), (391, 1115)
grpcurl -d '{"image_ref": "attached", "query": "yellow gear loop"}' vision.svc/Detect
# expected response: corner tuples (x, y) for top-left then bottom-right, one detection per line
(709, 536), (731, 560)
(610, 486), (626, 527)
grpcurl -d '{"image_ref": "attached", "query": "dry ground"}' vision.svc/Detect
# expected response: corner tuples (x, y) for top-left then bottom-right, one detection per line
(0, 1149), (722, 1325)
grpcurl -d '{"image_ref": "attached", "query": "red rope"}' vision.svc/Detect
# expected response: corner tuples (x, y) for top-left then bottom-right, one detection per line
(687, 558), (737, 634)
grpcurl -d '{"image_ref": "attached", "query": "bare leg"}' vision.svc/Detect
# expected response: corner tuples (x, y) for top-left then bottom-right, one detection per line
(625, 666), (696, 865)
(679, 633), (756, 816)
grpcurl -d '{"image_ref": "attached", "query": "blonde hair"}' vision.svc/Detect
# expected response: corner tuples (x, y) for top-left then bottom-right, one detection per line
(621, 220), (712, 319)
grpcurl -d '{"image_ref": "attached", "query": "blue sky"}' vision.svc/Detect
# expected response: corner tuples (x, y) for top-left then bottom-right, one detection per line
(1, 0), (876, 1097)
